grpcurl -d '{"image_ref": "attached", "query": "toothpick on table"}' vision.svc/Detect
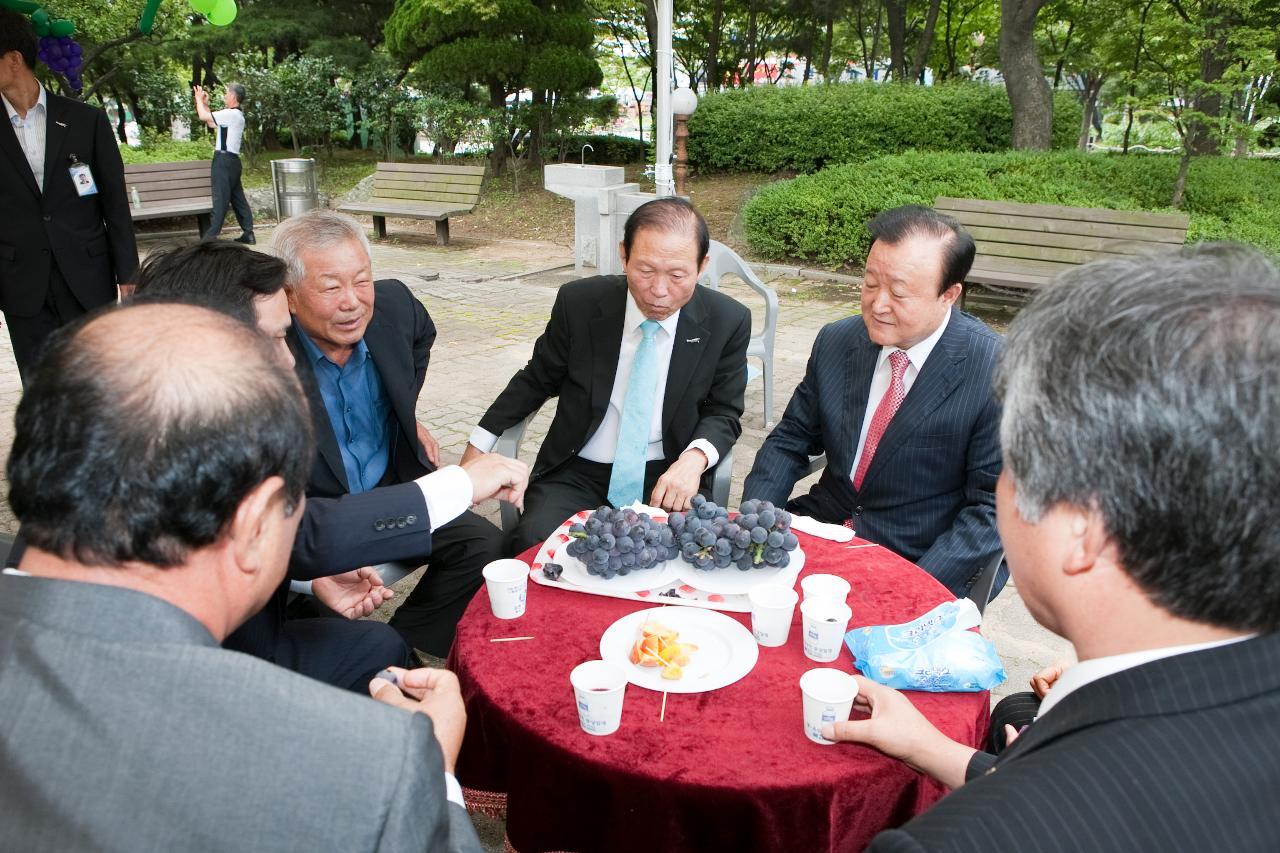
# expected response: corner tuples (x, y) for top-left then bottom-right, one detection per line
(660, 691), (668, 722)
(489, 636), (535, 643)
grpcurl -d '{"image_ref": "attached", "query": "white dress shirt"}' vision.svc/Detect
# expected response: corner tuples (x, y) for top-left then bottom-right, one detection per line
(850, 308), (952, 478)
(211, 107), (246, 155)
(1036, 633), (1257, 721)
(3, 83), (48, 190)
(469, 291), (718, 469)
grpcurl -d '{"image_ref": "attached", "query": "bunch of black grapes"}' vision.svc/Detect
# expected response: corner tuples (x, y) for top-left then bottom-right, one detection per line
(563, 506), (679, 579)
(669, 495), (799, 571)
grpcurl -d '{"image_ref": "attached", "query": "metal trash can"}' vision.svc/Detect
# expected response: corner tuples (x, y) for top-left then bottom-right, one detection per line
(270, 157), (318, 220)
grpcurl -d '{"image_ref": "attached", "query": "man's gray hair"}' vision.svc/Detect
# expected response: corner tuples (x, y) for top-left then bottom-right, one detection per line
(271, 210), (372, 289)
(995, 242), (1280, 632)
(227, 82), (247, 106)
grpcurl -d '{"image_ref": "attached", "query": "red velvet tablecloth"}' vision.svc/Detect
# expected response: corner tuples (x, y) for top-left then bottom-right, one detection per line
(448, 533), (990, 853)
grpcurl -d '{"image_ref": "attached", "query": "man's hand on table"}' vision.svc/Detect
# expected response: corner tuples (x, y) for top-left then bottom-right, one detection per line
(313, 567), (394, 618)
(649, 448), (708, 512)
(369, 667), (467, 774)
(822, 675), (977, 790)
(416, 421), (440, 467)
(461, 451), (529, 511)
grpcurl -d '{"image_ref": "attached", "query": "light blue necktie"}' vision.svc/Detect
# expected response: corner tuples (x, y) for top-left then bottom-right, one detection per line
(607, 319), (661, 508)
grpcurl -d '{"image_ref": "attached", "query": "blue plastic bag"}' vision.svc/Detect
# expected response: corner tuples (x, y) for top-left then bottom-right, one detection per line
(844, 599), (1007, 692)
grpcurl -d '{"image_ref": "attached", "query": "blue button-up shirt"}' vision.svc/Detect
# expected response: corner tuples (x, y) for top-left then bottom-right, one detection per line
(297, 329), (393, 494)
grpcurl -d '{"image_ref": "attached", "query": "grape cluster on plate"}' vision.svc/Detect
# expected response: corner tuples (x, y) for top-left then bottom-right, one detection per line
(670, 495), (799, 571)
(562, 506), (680, 579)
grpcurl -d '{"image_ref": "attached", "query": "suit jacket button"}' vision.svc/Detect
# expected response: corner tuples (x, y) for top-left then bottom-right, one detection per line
(396, 516), (407, 528)
(43, 214), (51, 221)
(374, 520), (386, 531)
(854, 506), (863, 515)
(406, 514), (417, 525)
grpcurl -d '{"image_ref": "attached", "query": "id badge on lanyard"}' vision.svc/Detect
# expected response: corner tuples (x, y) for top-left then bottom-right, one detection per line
(68, 154), (98, 196)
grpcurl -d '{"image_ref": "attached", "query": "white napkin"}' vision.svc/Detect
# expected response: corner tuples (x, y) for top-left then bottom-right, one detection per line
(789, 514), (855, 542)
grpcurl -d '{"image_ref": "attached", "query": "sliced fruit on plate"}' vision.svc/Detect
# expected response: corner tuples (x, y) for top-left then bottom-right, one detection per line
(628, 620), (698, 679)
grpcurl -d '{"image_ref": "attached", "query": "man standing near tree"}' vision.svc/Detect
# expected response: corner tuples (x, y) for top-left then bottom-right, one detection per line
(193, 82), (254, 244)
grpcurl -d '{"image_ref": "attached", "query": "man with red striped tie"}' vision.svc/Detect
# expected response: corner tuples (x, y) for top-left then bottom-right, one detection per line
(743, 205), (1003, 600)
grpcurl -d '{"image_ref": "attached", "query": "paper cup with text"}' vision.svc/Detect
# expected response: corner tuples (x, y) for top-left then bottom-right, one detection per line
(801, 573), (851, 604)
(570, 660), (628, 736)
(799, 668), (859, 745)
(482, 559), (528, 619)
(800, 597), (852, 662)
(748, 583), (799, 647)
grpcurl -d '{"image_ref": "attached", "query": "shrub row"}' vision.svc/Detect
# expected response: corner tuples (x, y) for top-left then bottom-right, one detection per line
(559, 133), (648, 164)
(119, 138), (211, 165)
(740, 151), (1280, 267)
(687, 83), (1082, 174)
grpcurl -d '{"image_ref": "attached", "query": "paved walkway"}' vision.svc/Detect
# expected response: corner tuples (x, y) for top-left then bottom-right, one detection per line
(0, 228), (1072, 699)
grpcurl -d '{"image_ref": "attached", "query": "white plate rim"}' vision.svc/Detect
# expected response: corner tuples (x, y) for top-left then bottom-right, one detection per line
(537, 512), (681, 593)
(598, 606), (759, 694)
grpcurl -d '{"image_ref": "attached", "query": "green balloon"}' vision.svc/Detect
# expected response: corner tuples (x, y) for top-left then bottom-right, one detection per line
(31, 9), (49, 27)
(32, 19), (49, 36)
(207, 0), (237, 26)
(189, 0), (216, 14)
(49, 19), (74, 37)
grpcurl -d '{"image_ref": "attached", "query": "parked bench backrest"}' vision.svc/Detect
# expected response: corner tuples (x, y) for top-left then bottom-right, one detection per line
(123, 161), (212, 207)
(369, 163), (485, 208)
(935, 196), (1190, 283)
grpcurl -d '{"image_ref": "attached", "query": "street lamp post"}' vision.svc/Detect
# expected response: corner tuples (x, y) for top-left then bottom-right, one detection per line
(671, 86), (698, 196)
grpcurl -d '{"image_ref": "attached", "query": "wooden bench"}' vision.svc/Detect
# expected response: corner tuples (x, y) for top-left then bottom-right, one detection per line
(123, 161), (213, 234)
(338, 162), (485, 246)
(934, 197), (1190, 306)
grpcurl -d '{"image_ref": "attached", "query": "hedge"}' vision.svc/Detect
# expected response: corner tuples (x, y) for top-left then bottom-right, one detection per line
(119, 139), (210, 164)
(687, 83), (1082, 174)
(557, 133), (648, 164)
(741, 151), (1280, 267)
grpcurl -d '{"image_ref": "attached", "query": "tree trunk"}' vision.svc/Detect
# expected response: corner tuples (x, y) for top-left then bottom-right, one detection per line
(885, 0), (909, 81)
(909, 0), (944, 83)
(999, 0), (1053, 149)
(1171, 150), (1192, 208)
(529, 90), (546, 171)
(1186, 4), (1231, 156)
(821, 14), (834, 81)
(707, 0), (724, 90)
(112, 93), (128, 143)
(488, 83), (508, 174)
(1077, 73), (1102, 150)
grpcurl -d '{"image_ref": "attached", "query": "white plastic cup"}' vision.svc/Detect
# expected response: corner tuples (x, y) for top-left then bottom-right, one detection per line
(748, 584), (799, 647)
(570, 660), (628, 736)
(801, 573), (851, 604)
(799, 668), (859, 744)
(800, 597), (853, 662)
(482, 559), (528, 619)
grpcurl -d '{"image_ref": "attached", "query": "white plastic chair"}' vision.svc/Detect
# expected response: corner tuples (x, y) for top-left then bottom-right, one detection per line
(698, 240), (779, 427)
(492, 407), (735, 531)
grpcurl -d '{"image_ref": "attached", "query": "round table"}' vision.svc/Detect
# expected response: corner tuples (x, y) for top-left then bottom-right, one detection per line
(448, 532), (990, 853)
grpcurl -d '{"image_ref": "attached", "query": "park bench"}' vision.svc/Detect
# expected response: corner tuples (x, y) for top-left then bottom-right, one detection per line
(934, 197), (1190, 307)
(123, 161), (213, 234)
(338, 162), (486, 246)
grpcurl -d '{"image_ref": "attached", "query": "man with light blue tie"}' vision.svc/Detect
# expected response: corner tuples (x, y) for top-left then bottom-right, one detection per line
(463, 197), (752, 555)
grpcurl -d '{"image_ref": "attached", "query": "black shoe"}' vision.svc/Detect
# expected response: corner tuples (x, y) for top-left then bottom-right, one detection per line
(234, 232), (256, 245)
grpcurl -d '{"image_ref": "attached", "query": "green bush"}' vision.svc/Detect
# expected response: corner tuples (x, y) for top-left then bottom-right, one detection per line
(550, 133), (647, 164)
(741, 151), (1280, 266)
(687, 83), (1082, 174)
(119, 136), (210, 165)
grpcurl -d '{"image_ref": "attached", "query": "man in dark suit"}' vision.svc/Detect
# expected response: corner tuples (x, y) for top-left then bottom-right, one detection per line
(0, 10), (136, 384)
(277, 210), (519, 657)
(744, 205), (1002, 598)
(131, 241), (528, 686)
(827, 244), (1280, 852)
(0, 302), (482, 852)
(461, 197), (751, 555)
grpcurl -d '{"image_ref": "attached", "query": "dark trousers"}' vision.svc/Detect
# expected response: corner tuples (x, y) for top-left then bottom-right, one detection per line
(274, 614), (414, 693)
(204, 152), (253, 240)
(5, 265), (88, 387)
(388, 509), (502, 657)
(506, 456), (673, 556)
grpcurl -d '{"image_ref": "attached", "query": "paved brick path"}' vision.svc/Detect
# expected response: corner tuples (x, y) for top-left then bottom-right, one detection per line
(0, 229), (1071, 700)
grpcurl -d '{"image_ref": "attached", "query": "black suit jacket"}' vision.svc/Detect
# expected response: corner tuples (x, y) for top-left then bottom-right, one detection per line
(0, 90), (136, 316)
(477, 275), (751, 481)
(743, 311), (1002, 596)
(870, 632), (1280, 852)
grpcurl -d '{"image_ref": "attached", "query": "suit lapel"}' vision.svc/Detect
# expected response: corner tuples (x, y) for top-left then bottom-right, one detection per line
(0, 97), (41, 200)
(363, 308), (418, 451)
(662, 288), (712, 436)
(589, 284), (628, 428)
(840, 323), (879, 475)
(858, 315), (966, 493)
(41, 94), (68, 195)
(287, 327), (349, 492)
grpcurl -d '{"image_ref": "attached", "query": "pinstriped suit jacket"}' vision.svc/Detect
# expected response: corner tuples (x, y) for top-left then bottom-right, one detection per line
(742, 311), (1002, 596)
(869, 631), (1280, 852)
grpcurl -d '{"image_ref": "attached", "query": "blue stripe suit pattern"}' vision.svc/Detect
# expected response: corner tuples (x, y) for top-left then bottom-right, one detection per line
(743, 310), (1003, 596)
